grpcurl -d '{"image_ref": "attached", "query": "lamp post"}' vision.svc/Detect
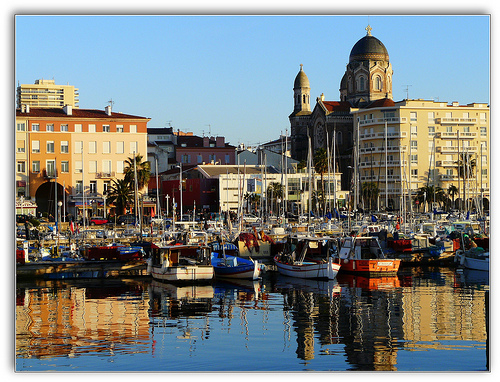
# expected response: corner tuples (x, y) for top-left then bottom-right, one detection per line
(103, 191), (107, 219)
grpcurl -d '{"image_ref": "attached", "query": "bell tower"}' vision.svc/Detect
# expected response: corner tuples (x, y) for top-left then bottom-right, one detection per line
(293, 64), (311, 113)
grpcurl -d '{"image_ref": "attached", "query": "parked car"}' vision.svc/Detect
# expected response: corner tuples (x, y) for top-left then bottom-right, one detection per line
(89, 217), (109, 225)
(117, 215), (137, 225)
(243, 214), (261, 224)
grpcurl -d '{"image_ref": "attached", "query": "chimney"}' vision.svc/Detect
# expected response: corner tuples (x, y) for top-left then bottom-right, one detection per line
(105, 105), (112, 116)
(216, 136), (225, 147)
(21, 104), (30, 113)
(63, 105), (72, 115)
(203, 137), (210, 147)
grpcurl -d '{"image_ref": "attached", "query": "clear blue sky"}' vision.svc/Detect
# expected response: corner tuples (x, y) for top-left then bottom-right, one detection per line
(15, 14), (490, 147)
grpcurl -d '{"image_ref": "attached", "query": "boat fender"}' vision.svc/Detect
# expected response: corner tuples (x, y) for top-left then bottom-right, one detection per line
(460, 253), (466, 266)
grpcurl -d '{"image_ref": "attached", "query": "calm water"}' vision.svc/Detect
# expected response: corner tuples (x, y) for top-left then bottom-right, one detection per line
(15, 266), (489, 372)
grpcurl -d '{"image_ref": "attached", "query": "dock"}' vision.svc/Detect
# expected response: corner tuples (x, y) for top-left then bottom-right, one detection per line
(16, 259), (149, 280)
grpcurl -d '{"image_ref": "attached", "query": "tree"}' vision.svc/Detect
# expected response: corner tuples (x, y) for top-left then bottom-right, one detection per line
(456, 152), (476, 179)
(415, 185), (445, 212)
(266, 182), (283, 215)
(244, 192), (261, 214)
(124, 154), (151, 190)
(106, 178), (134, 216)
(447, 184), (458, 209)
(361, 182), (380, 212)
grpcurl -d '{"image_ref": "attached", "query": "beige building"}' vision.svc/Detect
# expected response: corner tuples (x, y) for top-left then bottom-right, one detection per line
(15, 104), (150, 219)
(16, 79), (79, 109)
(351, 99), (490, 212)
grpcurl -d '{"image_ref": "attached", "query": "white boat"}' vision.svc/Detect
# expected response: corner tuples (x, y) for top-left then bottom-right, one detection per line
(455, 247), (489, 271)
(149, 243), (214, 282)
(274, 236), (341, 280)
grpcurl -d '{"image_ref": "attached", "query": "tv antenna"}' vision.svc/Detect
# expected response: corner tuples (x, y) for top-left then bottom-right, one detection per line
(107, 99), (115, 108)
(165, 120), (172, 127)
(206, 124), (212, 136)
(403, 85), (412, 100)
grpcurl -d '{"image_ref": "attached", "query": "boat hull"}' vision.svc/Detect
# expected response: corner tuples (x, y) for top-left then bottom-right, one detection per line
(462, 257), (489, 271)
(211, 255), (261, 280)
(337, 258), (400, 276)
(151, 265), (214, 282)
(274, 257), (340, 280)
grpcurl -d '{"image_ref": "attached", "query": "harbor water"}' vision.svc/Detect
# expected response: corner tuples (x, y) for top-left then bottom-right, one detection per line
(15, 266), (489, 372)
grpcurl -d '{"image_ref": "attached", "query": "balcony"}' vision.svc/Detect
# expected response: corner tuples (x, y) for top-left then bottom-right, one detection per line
(358, 117), (407, 127)
(459, 132), (477, 139)
(436, 160), (456, 167)
(359, 160), (407, 168)
(95, 171), (115, 179)
(43, 169), (57, 179)
(440, 174), (459, 181)
(436, 117), (477, 125)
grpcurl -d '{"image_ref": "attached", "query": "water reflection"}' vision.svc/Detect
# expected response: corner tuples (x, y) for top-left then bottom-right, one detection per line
(16, 279), (150, 360)
(16, 266), (489, 371)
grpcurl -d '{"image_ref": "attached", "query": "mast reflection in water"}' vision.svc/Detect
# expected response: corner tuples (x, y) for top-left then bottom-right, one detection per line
(16, 267), (488, 372)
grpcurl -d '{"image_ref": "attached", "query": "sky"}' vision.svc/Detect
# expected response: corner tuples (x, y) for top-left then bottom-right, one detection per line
(14, 12), (491, 149)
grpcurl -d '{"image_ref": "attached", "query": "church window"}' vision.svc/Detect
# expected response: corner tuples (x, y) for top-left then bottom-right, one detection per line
(375, 76), (382, 91)
(359, 76), (365, 91)
(337, 131), (343, 145)
(303, 94), (306, 104)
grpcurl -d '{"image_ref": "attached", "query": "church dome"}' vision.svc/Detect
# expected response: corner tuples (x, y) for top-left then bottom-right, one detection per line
(294, 64), (310, 89)
(349, 26), (389, 62)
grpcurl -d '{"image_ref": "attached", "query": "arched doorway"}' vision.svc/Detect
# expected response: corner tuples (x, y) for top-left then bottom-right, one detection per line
(35, 181), (66, 220)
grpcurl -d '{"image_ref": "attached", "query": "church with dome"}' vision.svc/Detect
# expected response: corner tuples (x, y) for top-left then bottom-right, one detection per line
(289, 25), (489, 212)
(289, 25), (394, 191)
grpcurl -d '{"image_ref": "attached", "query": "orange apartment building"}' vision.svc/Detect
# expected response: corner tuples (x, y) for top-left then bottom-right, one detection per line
(15, 104), (150, 220)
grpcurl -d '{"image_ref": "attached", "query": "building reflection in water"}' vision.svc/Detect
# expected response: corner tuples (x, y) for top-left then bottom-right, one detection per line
(16, 279), (150, 359)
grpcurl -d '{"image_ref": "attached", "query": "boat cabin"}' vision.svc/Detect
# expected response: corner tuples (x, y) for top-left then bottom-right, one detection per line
(151, 244), (212, 268)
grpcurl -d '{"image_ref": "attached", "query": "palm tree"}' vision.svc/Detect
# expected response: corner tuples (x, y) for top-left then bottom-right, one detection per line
(361, 182), (380, 212)
(456, 152), (476, 209)
(244, 192), (261, 214)
(415, 185), (445, 212)
(448, 184), (458, 210)
(124, 154), (151, 190)
(267, 182), (283, 215)
(106, 178), (134, 216)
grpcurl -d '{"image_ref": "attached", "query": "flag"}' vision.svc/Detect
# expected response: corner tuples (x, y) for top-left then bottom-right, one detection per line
(70, 221), (74, 234)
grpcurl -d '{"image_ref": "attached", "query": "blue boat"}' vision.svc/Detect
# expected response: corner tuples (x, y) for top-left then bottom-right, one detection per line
(211, 251), (263, 280)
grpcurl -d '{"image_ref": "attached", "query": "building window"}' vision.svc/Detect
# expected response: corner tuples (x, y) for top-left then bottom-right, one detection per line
(89, 181), (97, 195)
(17, 140), (25, 153)
(103, 141), (111, 154)
(481, 169), (487, 176)
(31, 123), (39, 131)
(374, 76), (382, 90)
(17, 161), (26, 173)
(75, 124), (82, 133)
(463, 126), (470, 133)
(61, 161), (69, 173)
(31, 140), (40, 153)
(116, 141), (124, 154)
(61, 124), (69, 132)
(209, 154), (216, 163)
(89, 161), (97, 173)
(75, 161), (82, 173)
(410, 141), (417, 149)
(480, 127), (487, 136)
(130, 125), (137, 133)
(428, 112), (435, 122)
(225, 154), (230, 164)
(428, 126), (435, 135)
(410, 154), (418, 164)
(197, 155), (203, 163)
(480, 113), (487, 121)
(117, 161), (124, 174)
(411, 169), (418, 177)
(103, 181), (110, 194)
(410, 125), (417, 135)
(17, 123), (26, 132)
(75, 141), (83, 154)
(182, 154), (190, 164)
(89, 141), (97, 154)
(32, 160), (40, 173)
(410, 112), (417, 122)
(88, 124), (96, 133)
(130, 141), (137, 154)
(46, 141), (55, 153)
(46, 124), (54, 132)
(116, 125), (124, 133)
(446, 169), (453, 176)
(337, 131), (343, 145)
(103, 125), (110, 133)
(446, 126), (453, 133)
(61, 141), (69, 153)
(102, 160), (112, 175)
(75, 181), (83, 194)
(46, 160), (56, 177)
